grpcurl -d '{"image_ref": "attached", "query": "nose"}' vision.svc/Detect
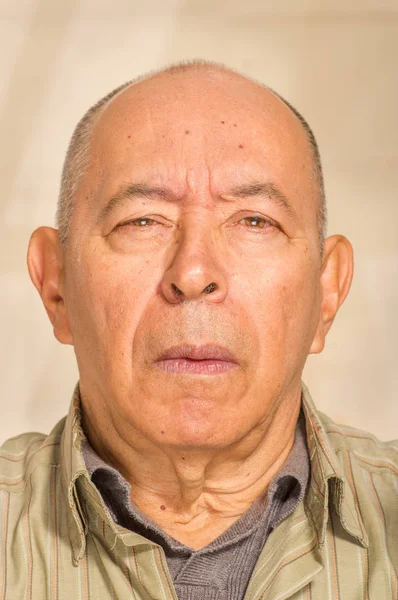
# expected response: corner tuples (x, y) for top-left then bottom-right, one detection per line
(160, 224), (228, 304)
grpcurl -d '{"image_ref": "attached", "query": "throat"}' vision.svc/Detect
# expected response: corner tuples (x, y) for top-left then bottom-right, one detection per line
(158, 513), (250, 550)
(133, 492), (266, 551)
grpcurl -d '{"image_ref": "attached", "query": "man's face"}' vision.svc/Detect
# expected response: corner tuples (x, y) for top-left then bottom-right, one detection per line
(62, 71), (323, 448)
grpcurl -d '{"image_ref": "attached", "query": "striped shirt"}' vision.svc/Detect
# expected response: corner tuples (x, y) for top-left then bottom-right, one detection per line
(0, 381), (397, 599)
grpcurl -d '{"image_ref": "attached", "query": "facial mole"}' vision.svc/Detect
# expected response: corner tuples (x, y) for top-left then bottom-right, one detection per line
(161, 430), (165, 434)
(185, 129), (191, 135)
(221, 121), (225, 124)
(239, 144), (244, 149)
(234, 123), (237, 127)
(127, 135), (131, 139)
(160, 505), (166, 511)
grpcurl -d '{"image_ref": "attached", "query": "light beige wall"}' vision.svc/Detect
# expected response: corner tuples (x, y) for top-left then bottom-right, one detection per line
(1, 0), (397, 441)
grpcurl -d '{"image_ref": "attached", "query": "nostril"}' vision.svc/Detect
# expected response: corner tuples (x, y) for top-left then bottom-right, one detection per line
(203, 283), (217, 294)
(170, 282), (218, 300)
(171, 283), (183, 297)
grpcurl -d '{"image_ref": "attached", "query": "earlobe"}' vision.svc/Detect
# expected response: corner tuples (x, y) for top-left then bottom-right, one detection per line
(27, 227), (73, 345)
(309, 235), (354, 355)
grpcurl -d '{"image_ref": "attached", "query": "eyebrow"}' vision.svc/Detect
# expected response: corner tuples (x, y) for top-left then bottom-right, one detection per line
(222, 182), (297, 219)
(98, 184), (175, 222)
(98, 181), (297, 222)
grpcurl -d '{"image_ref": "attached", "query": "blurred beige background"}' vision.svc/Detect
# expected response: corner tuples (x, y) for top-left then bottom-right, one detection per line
(1, 0), (397, 442)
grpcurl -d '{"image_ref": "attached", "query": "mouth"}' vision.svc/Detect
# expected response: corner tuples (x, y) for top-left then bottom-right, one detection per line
(154, 344), (239, 375)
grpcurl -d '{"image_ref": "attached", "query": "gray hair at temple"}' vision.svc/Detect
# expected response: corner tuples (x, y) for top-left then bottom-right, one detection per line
(55, 60), (327, 254)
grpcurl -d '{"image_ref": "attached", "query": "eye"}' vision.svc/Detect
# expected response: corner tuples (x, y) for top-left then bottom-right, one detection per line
(120, 217), (157, 227)
(239, 215), (274, 230)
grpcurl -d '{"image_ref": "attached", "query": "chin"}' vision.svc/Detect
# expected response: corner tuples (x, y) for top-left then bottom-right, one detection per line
(158, 411), (242, 450)
(162, 431), (231, 451)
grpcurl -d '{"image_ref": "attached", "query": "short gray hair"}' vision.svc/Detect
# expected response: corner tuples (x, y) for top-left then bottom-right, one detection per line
(56, 60), (327, 252)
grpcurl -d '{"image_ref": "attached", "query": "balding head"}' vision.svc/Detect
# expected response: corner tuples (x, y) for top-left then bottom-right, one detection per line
(56, 60), (326, 252)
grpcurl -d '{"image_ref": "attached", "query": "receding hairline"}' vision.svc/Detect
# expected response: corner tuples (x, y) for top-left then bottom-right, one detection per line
(56, 59), (326, 252)
(76, 61), (313, 141)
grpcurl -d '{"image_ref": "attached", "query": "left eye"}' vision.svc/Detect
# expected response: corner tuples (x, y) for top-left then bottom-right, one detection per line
(239, 216), (271, 229)
(121, 218), (157, 227)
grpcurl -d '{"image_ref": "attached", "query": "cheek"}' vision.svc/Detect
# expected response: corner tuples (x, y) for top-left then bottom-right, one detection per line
(251, 259), (320, 358)
(280, 271), (321, 359)
(66, 251), (159, 354)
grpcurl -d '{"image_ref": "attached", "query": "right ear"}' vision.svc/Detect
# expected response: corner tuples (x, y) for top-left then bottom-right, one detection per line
(27, 227), (73, 345)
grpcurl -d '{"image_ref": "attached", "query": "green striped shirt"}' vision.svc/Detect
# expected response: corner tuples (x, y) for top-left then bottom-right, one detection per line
(0, 382), (397, 599)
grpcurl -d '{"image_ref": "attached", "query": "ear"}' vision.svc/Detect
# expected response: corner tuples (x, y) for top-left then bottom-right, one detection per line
(309, 235), (354, 354)
(27, 227), (73, 345)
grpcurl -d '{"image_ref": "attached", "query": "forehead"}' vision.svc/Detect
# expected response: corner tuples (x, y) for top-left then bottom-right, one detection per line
(85, 71), (317, 215)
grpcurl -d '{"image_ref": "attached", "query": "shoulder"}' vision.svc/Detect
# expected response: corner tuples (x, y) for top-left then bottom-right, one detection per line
(0, 416), (67, 494)
(318, 412), (397, 530)
(319, 410), (398, 474)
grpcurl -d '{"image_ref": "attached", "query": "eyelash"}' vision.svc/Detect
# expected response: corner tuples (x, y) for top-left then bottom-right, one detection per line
(119, 215), (276, 231)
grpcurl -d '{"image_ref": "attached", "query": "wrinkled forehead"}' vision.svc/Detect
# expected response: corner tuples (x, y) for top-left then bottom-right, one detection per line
(85, 71), (318, 212)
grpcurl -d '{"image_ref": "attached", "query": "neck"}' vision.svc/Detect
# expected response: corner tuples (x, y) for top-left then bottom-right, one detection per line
(80, 386), (302, 547)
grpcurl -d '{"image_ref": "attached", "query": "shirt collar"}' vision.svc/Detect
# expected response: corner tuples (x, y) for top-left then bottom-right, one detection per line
(301, 381), (368, 547)
(59, 383), (89, 564)
(60, 383), (152, 564)
(60, 381), (368, 563)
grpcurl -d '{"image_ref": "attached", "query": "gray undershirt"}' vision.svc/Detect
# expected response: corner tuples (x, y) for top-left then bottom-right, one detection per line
(83, 412), (310, 600)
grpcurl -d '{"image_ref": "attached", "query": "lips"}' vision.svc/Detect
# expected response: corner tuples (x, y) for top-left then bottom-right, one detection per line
(154, 344), (238, 375)
(157, 344), (238, 363)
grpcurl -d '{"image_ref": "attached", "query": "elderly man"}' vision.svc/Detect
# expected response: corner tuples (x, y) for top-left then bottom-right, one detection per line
(0, 61), (396, 600)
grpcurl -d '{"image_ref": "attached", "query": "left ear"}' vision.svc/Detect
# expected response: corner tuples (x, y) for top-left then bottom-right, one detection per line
(309, 234), (354, 354)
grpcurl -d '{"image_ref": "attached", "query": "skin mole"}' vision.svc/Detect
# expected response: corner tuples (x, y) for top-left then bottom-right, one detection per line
(185, 129), (191, 135)
(160, 505), (166, 511)
(239, 144), (244, 149)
